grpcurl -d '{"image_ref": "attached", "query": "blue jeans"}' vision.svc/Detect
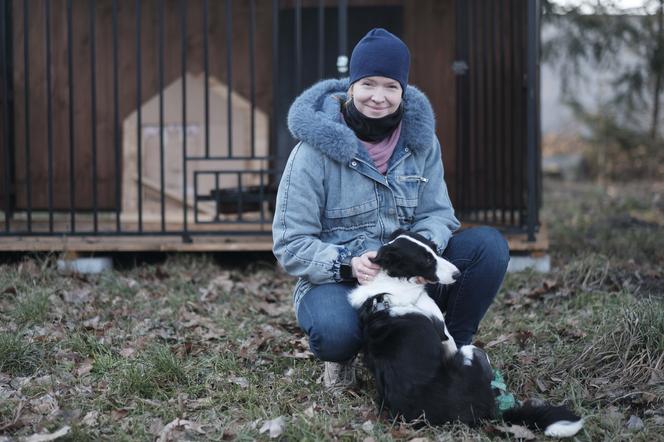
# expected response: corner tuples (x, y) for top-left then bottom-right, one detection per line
(296, 226), (510, 362)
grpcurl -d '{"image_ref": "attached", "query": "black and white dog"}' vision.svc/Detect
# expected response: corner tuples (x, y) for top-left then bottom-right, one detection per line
(348, 230), (583, 438)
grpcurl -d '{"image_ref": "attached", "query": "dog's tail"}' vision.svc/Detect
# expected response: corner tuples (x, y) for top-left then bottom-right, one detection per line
(502, 400), (583, 438)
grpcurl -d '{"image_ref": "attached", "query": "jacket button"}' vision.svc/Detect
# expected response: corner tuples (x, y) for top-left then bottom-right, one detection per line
(350, 161), (357, 167)
(404, 147), (410, 152)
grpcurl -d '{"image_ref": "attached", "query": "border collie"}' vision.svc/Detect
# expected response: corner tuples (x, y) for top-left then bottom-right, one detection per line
(348, 230), (584, 438)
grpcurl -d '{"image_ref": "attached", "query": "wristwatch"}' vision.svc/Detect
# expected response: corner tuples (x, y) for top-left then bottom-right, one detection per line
(340, 261), (355, 281)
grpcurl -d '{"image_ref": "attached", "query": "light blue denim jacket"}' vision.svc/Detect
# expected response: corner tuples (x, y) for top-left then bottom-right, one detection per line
(272, 78), (460, 310)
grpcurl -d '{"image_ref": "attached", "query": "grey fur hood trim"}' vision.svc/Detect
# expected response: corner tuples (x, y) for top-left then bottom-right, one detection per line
(287, 78), (436, 164)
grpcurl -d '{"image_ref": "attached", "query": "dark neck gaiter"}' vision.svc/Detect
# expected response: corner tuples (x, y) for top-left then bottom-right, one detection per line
(341, 100), (404, 142)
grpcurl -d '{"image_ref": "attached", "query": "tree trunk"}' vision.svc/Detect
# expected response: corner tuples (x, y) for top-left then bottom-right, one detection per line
(651, 0), (664, 140)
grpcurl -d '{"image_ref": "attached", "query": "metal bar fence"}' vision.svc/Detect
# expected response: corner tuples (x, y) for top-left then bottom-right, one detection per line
(0, 0), (540, 242)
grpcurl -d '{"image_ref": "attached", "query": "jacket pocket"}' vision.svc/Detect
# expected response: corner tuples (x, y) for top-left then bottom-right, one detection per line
(395, 195), (418, 225)
(321, 199), (378, 233)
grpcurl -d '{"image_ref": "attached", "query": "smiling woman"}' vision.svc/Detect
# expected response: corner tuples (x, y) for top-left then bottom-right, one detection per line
(273, 27), (509, 394)
(350, 77), (402, 118)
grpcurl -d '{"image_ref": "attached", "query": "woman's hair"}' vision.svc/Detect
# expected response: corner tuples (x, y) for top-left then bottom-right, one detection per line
(334, 85), (354, 108)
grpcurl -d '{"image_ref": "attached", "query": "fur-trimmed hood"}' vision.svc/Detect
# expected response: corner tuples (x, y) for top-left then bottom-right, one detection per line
(287, 78), (436, 164)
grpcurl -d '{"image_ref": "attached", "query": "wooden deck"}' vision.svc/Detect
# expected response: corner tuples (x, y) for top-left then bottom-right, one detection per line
(0, 215), (548, 253)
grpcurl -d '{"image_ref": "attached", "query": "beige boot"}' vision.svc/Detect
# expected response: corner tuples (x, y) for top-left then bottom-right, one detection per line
(323, 357), (357, 393)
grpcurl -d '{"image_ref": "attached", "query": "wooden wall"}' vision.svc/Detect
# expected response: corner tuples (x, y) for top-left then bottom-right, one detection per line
(8, 0), (274, 210)
(404, 0), (457, 200)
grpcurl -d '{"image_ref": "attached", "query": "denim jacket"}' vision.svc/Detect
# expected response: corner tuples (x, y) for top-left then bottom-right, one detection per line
(272, 78), (460, 310)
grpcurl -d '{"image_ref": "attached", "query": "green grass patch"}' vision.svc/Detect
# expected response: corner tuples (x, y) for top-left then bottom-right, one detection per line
(0, 332), (41, 376)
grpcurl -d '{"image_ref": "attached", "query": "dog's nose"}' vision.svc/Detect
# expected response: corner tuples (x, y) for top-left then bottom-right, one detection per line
(452, 270), (461, 279)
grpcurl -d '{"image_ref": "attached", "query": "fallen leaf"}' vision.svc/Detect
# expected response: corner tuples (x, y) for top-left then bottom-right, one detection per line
(535, 377), (548, 392)
(77, 360), (93, 376)
(82, 316), (102, 330)
(81, 411), (99, 427)
(111, 409), (129, 421)
(259, 416), (286, 439)
(256, 301), (288, 317)
(62, 289), (92, 305)
(228, 376), (249, 389)
(493, 424), (537, 440)
(119, 347), (136, 358)
(157, 418), (206, 442)
(22, 426), (70, 442)
(626, 415), (644, 431)
(361, 420), (374, 433)
(485, 333), (515, 348)
(30, 394), (59, 416)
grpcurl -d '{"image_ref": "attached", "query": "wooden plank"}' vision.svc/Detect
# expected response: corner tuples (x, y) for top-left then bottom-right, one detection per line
(405, 0), (457, 199)
(0, 224), (548, 253)
(0, 235), (274, 252)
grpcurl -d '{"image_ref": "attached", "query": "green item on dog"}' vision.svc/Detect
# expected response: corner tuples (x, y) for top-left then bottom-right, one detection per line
(491, 368), (517, 415)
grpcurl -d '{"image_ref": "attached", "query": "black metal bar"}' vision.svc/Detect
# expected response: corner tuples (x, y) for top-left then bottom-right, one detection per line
(318, 0), (324, 80)
(45, 0), (53, 233)
(509, 0), (517, 226)
(23, 0), (32, 232)
(90, 0), (98, 233)
(194, 171), (199, 224)
(498, 0), (507, 225)
(136, 0), (142, 232)
(158, 0), (165, 231)
(259, 169), (265, 225)
(338, 0), (347, 61)
(181, 0), (189, 239)
(295, 0), (302, 92)
(67, 0), (76, 232)
(489, 0), (497, 224)
(471, 1), (480, 220)
(271, 0), (279, 170)
(113, 0), (120, 232)
(526, 0), (540, 240)
(481, 0), (489, 223)
(236, 173), (243, 221)
(214, 172), (220, 221)
(249, 0), (256, 158)
(203, 0), (210, 159)
(512, 0), (528, 226)
(1, 0), (11, 232)
(226, 0), (233, 158)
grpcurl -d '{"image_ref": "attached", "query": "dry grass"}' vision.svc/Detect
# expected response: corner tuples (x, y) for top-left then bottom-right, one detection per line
(0, 178), (662, 440)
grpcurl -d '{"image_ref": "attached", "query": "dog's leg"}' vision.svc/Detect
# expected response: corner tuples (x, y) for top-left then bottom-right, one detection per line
(415, 295), (458, 357)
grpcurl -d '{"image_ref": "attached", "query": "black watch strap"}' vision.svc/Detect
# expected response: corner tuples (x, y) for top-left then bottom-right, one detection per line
(340, 263), (355, 281)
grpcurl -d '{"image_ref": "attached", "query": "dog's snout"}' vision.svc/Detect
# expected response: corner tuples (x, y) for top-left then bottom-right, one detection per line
(452, 270), (461, 279)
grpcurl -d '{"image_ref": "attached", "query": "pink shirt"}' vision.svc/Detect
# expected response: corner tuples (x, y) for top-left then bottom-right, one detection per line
(359, 122), (402, 174)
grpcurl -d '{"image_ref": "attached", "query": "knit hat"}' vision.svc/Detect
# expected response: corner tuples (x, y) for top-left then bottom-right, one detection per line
(349, 28), (410, 90)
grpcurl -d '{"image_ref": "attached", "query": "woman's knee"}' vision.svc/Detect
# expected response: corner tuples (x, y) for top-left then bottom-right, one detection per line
(306, 315), (362, 362)
(296, 286), (362, 362)
(472, 226), (510, 267)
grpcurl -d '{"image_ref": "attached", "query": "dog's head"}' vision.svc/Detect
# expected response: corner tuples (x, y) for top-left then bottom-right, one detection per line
(370, 229), (460, 285)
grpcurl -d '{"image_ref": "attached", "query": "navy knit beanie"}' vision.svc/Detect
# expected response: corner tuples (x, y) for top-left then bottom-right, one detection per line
(349, 28), (410, 90)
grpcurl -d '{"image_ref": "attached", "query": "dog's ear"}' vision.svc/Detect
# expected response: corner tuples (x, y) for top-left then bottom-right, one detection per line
(370, 245), (398, 268)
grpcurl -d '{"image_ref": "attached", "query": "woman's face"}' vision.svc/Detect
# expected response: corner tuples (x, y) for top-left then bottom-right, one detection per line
(351, 76), (402, 118)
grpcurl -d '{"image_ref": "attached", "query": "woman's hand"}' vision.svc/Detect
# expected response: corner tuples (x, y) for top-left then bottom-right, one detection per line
(351, 251), (380, 285)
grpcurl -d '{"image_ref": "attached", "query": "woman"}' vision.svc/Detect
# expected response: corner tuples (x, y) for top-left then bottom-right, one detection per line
(272, 28), (509, 391)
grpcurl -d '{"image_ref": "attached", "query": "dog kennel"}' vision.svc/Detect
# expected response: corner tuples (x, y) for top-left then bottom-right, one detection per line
(0, 0), (543, 252)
